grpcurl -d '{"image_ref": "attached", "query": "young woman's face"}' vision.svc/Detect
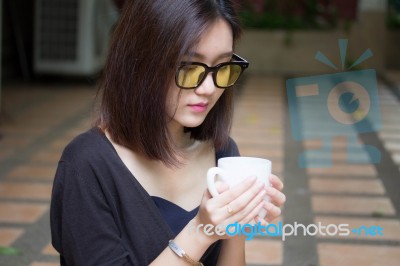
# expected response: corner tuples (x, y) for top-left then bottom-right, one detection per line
(166, 19), (233, 129)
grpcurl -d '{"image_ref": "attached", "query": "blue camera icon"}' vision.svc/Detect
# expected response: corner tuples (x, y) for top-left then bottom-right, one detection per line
(286, 69), (382, 168)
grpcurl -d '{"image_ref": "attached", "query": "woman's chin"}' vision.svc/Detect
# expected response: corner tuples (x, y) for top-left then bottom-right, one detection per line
(183, 121), (204, 128)
(181, 117), (207, 128)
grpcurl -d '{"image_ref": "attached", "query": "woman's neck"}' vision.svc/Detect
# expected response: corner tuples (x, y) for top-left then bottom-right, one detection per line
(167, 121), (198, 151)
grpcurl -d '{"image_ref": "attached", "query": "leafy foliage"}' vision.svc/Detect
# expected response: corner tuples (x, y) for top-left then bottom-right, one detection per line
(0, 246), (21, 256)
(236, 0), (344, 30)
(388, 0), (400, 29)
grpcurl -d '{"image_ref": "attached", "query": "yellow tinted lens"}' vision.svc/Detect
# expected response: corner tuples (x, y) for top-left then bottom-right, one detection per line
(216, 65), (241, 87)
(178, 65), (206, 88)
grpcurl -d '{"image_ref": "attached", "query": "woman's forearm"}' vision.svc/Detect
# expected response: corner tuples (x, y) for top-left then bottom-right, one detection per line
(149, 219), (214, 266)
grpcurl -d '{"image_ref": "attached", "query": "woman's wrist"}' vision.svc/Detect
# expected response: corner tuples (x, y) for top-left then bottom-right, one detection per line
(187, 216), (218, 247)
(162, 218), (215, 265)
(168, 240), (204, 266)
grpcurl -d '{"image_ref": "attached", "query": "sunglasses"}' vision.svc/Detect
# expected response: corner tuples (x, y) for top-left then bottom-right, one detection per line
(175, 53), (249, 89)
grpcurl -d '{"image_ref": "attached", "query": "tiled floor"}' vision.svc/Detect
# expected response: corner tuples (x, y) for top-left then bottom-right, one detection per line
(0, 73), (399, 266)
(0, 84), (94, 266)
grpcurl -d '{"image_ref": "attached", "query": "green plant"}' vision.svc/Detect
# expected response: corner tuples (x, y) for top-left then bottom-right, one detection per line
(388, 0), (400, 29)
(0, 246), (21, 256)
(237, 0), (341, 30)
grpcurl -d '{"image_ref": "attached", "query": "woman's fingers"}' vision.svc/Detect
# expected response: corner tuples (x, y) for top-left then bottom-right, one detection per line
(265, 186), (286, 207)
(202, 174), (285, 229)
(215, 181), (230, 194)
(263, 201), (282, 222)
(269, 174), (283, 191)
(224, 180), (265, 215)
(238, 200), (265, 224)
(229, 188), (266, 223)
(204, 177), (265, 225)
(255, 216), (269, 226)
(201, 177), (259, 225)
(214, 176), (259, 206)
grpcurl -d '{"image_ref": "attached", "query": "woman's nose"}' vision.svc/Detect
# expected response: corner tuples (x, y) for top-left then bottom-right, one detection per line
(194, 73), (216, 95)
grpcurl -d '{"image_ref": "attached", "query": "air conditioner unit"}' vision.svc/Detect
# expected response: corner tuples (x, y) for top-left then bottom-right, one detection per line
(34, 0), (118, 76)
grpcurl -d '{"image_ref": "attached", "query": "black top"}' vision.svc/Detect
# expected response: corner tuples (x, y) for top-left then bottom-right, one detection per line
(152, 196), (199, 235)
(50, 127), (240, 266)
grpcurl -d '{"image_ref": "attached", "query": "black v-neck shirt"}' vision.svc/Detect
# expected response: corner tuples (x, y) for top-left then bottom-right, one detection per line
(151, 196), (199, 235)
(50, 127), (240, 266)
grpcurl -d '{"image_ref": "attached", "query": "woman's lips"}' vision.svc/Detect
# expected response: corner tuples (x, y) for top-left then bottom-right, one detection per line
(188, 103), (208, 112)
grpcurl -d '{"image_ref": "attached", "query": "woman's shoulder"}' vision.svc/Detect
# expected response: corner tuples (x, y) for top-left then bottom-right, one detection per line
(60, 127), (112, 164)
(216, 136), (240, 158)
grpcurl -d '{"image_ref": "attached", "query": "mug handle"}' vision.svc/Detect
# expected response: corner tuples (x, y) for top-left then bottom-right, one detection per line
(207, 167), (228, 197)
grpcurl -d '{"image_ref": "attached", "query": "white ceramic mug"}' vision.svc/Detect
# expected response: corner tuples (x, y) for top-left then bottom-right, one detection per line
(207, 156), (271, 218)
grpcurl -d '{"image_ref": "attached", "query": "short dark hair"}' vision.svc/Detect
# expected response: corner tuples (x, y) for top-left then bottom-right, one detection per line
(96, 0), (242, 166)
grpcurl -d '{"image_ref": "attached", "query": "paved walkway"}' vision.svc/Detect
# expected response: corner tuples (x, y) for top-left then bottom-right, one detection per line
(0, 74), (399, 266)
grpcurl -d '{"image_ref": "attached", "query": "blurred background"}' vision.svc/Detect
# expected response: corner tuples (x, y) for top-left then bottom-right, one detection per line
(0, 0), (399, 265)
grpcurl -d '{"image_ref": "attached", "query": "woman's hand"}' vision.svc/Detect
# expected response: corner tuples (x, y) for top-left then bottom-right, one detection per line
(193, 176), (268, 243)
(256, 174), (285, 225)
(192, 174), (285, 243)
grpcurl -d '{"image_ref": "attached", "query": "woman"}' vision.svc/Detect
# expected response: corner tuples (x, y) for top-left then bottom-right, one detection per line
(50, 0), (285, 265)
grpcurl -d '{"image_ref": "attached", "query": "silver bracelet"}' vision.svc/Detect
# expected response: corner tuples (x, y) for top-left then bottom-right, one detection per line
(168, 240), (204, 266)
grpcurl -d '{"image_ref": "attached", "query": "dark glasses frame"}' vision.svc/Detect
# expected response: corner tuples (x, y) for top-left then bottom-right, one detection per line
(175, 53), (249, 89)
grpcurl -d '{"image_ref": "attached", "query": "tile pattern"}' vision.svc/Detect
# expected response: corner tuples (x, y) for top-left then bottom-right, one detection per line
(0, 228), (24, 246)
(299, 79), (400, 266)
(0, 85), (94, 265)
(318, 243), (400, 266)
(379, 82), (400, 174)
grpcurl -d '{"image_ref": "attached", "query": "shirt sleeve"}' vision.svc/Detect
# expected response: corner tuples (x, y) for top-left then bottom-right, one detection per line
(50, 160), (133, 266)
